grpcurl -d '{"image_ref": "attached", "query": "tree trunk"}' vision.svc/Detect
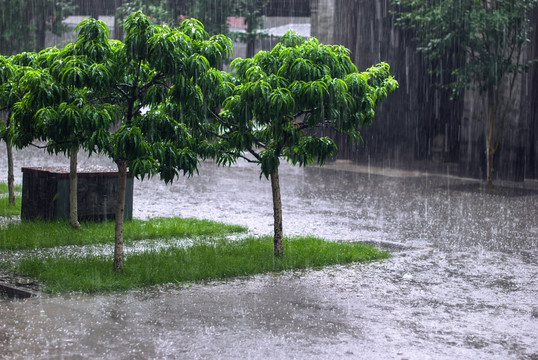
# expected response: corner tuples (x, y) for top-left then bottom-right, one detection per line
(485, 87), (496, 191)
(486, 145), (494, 191)
(113, 159), (128, 272)
(35, 9), (46, 51)
(246, 39), (256, 58)
(270, 167), (284, 257)
(245, 17), (257, 58)
(69, 146), (81, 229)
(6, 138), (15, 206)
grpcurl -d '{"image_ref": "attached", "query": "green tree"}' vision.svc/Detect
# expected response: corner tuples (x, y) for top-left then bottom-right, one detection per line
(209, 31), (398, 256)
(0, 0), (75, 211)
(391, 0), (538, 188)
(116, 0), (178, 38)
(117, 0), (269, 57)
(0, 55), (18, 206)
(13, 12), (231, 271)
(10, 46), (115, 230)
(0, 52), (44, 207)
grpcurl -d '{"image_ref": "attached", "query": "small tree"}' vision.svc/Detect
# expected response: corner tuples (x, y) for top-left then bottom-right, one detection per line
(9, 47), (103, 229)
(210, 31), (398, 256)
(0, 52), (44, 207)
(2, 50), (87, 227)
(0, 55), (17, 206)
(391, 0), (538, 188)
(26, 12), (232, 271)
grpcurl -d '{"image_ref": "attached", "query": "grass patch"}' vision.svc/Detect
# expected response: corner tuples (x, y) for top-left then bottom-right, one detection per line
(0, 182), (22, 217)
(0, 183), (22, 194)
(0, 196), (21, 217)
(0, 217), (247, 250)
(14, 236), (390, 293)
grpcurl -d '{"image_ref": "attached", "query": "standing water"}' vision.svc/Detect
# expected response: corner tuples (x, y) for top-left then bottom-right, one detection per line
(1, 147), (537, 359)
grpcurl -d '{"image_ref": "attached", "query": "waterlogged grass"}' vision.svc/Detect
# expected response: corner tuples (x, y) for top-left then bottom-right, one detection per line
(0, 183), (22, 217)
(0, 183), (22, 194)
(0, 196), (21, 216)
(0, 218), (247, 250)
(15, 236), (390, 293)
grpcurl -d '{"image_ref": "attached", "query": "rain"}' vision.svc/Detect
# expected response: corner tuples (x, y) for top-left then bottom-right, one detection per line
(1, 1), (538, 359)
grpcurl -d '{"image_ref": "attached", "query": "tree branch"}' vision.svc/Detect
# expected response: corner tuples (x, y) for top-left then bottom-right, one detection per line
(207, 108), (268, 150)
(292, 109), (313, 119)
(208, 108), (239, 130)
(137, 73), (166, 99)
(247, 148), (261, 161)
(113, 84), (130, 100)
(235, 151), (258, 163)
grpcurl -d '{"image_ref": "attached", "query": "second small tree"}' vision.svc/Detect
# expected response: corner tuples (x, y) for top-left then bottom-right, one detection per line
(210, 31), (398, 256)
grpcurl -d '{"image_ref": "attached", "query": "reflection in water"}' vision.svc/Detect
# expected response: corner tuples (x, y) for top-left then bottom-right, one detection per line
(1, 148), (537, 359)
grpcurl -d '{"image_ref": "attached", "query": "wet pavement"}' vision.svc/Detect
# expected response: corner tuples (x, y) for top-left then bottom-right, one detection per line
(1, 147), (537, 359)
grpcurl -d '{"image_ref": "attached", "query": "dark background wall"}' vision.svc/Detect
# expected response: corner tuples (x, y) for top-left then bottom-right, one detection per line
(311, 0), (537, 181)
(72, 0), (120, 16)
(264, 0), (310, 16)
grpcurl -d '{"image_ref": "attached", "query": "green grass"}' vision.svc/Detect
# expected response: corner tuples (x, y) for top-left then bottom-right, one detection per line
(13, 236), (390, 293)
(0, 183), (22, 194)
(0, 182), (22, 217)
(0, 196), (21, 216)
(0, 217), (247, 250)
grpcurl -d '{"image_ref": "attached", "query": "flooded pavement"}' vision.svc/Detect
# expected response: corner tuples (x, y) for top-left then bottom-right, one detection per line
(1, 147), (537, 359)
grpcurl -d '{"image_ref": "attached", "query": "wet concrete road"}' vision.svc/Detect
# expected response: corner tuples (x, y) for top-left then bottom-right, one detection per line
(1, 148), (537, 359)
